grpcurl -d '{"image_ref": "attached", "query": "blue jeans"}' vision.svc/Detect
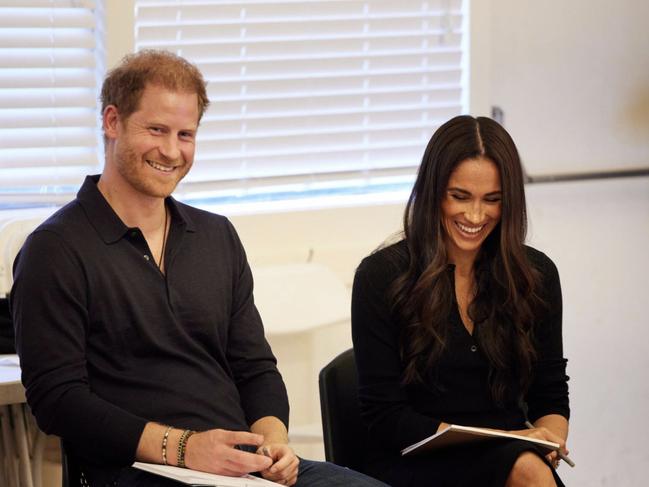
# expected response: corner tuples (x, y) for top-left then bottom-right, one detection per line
(88, 458), (390, 486)
(295, 458), (389, 487)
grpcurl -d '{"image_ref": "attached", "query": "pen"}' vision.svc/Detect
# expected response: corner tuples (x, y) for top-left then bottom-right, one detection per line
(524, 421), (575, 468)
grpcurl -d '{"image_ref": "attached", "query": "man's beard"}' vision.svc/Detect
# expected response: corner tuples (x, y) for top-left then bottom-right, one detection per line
(114, 143), (190, 199)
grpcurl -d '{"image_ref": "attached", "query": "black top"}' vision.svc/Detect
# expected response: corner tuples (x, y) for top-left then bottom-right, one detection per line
(10, 176), (288, 467)
(351, 241), (569, 461)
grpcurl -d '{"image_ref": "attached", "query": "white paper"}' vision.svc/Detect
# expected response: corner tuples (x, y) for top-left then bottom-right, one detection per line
(132, 462), (282, 486)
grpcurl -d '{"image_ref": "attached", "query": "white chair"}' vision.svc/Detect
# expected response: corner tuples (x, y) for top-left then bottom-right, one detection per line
(0, 208), (56, 487)
(0, 208), (56, 298)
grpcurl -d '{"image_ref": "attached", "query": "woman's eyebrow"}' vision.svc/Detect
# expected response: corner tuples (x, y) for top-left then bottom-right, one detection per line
(447, 187), (471, 194)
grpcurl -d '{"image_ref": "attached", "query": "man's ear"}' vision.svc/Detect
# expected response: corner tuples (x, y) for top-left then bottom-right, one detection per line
(103, 105), (120, 140)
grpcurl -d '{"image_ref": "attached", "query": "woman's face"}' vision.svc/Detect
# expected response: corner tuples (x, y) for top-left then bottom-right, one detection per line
(441, 157), (502, 262)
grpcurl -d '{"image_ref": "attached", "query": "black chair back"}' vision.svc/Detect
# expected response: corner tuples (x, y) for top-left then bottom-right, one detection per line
(61, 440), (84, 487)
(318, 348), (369, 472)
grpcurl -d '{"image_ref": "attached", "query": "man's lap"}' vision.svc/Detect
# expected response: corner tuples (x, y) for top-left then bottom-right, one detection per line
(88, 458), (388, 486)
(295, 458), (389, 487)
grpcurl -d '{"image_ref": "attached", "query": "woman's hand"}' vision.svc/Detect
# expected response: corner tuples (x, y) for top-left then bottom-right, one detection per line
(509, 426), (569, 468)
(257, 443), (299, 486)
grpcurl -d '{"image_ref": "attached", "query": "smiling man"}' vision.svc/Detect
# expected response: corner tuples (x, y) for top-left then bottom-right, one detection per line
(11, 51), (386, 487)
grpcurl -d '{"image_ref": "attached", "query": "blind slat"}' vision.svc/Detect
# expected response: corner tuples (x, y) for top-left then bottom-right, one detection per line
(0, 68), (95, 88)
(0, 107), (96, 130)
(0, 146), (99, 168)
(0, 48), (95, 68)
(0, 88), (97, 108)
(0, 29), (95, 49)
(0, 9), (95, 28)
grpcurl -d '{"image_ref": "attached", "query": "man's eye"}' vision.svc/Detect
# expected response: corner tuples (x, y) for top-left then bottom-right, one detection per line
(149, 127), (163, 133)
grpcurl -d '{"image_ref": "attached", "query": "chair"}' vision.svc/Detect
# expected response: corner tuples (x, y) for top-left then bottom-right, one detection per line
(60, 441), (85, 487)
(318, 348), (369, 473)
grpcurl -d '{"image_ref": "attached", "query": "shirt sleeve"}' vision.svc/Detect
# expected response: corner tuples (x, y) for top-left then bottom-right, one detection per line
(11, 230), (147, 466)
(222, 219), (290, 429)
(351, 255), (441, 453)
(525, 254), (570, 422)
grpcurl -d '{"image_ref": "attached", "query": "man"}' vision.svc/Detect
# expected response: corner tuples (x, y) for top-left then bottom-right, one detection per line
(11, 50), (386, 487)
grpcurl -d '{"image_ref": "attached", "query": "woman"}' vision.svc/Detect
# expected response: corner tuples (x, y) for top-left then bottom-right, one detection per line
(351, 115), (570, 487)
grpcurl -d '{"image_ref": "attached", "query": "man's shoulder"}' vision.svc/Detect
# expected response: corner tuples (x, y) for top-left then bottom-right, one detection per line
(172, 201), (244, 254)
(174, 200), (230, 228)
(31, 199), (87, 240)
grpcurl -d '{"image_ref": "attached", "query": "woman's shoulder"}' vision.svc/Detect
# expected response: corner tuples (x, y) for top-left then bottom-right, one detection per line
(524, 245), (559, 281)
(356, 239), (409, 284)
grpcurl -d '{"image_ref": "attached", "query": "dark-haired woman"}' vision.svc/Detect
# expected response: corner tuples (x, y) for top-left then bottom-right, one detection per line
(351, 115), (570, 487)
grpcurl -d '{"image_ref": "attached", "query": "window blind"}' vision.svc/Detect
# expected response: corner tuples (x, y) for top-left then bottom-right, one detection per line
(0, 0), (103, 207)
(134, 0), (466, 203)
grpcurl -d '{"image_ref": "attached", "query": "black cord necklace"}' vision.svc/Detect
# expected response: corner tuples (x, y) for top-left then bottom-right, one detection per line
(157, 206), (168, 271)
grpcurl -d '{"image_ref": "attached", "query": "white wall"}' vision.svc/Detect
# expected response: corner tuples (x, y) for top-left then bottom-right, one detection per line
(97, 1), (649, 484)
(470, 0), (649, 176)
(525, 177), (649, 486)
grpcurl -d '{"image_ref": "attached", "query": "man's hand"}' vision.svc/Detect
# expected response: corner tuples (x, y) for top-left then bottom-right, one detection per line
(184, 429), (272, 476)
(257, 443), (299, 486)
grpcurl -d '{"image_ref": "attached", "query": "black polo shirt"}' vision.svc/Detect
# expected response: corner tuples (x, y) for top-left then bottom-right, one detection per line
(11, 175), (288, 466)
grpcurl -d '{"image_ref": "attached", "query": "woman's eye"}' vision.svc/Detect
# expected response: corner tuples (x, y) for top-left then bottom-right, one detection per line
(451, 193), (468, 201)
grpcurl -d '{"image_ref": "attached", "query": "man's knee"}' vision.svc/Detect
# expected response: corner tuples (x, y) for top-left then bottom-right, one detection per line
(506, 451), (556, 487)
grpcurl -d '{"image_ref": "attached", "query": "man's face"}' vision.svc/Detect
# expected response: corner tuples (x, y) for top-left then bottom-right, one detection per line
(108, 84), (200, 199)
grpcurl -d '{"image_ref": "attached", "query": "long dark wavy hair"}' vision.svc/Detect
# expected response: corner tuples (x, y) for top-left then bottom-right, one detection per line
(392, 115), (542, 405)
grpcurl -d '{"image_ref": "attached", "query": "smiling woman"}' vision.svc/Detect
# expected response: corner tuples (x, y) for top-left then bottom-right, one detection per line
(351, 115), (571, 487)
(441, 157), (502, 261)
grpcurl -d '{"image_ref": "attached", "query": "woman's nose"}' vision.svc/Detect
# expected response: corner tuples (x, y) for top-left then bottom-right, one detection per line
(464, 203), (484, 224)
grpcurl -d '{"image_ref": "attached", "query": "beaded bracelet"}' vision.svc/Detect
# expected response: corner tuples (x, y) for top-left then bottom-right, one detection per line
(161, 426), (173, 465)
(177, 429), (196, 468)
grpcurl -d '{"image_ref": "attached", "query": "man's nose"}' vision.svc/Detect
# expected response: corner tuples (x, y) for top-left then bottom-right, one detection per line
(160, 136), (180, 160)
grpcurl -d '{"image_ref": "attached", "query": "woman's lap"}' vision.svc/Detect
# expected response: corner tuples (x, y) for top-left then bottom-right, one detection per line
(368, 440), (565, 487)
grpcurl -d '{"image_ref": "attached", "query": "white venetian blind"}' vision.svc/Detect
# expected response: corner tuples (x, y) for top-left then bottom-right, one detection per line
(0, 0), (103, 206)
(135, 0), (466, 201)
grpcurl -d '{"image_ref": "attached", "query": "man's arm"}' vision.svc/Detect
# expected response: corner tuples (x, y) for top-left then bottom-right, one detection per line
(135, 422), (272, 476)
(12, 230), (147, 465)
